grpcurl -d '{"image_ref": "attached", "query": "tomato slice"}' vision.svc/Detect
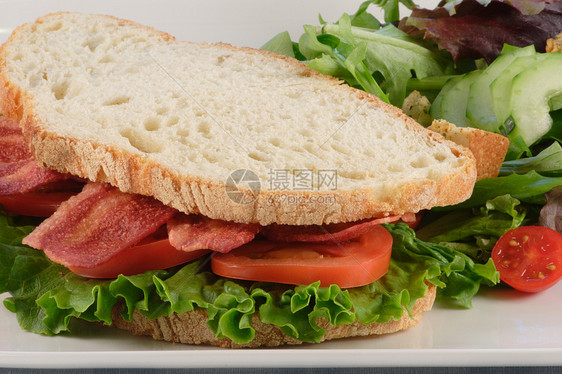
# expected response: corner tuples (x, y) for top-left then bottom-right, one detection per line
(211, 225), (392, 288)
(0, 191), (76, 217)
(68, 236), (209, 279)
(492, 226), (562, 293)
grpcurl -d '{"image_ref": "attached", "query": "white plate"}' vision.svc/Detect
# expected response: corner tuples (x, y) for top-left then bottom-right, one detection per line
(2, 283), (562, 368)
(1, 0), (561, 369)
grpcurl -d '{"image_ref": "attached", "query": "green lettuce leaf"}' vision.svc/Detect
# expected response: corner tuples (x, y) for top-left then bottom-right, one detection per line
(501, 142), (562, 177)
(349, 1), (382, 29)
(442, 171), (562, 210)
(417, 195), (532, 263)
(253, 282), (355, 343)
(383, 224), (499, 308)
(262, 12), (452, 107)
(261, 31), (296, 59)
(0, 213), (498, 344)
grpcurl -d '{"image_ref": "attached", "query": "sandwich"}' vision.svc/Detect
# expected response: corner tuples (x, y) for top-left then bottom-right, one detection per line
(0, 12), (498, 347)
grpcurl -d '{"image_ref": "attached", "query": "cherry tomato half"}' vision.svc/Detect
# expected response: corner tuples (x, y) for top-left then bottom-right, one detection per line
(0, 191), (77, 217)
(211, 225), (392, 288)
(68, 236), (209, 279)
(492, 226), (562, 293)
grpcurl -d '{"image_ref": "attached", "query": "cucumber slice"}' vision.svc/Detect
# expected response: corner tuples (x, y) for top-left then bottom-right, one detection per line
(440, 70), (481, 127)
(466, 45), (535, 132)
(490, 53), (548, 126)
(430, 76), (462, 120)
(550, 94), (562, 111)
(509, 53), (562, 146)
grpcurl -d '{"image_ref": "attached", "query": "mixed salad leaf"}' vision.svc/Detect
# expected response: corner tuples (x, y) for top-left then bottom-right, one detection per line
(400, 0), (562, 63)
(263, 12), (453, 107)
(539, 185), (562, 232)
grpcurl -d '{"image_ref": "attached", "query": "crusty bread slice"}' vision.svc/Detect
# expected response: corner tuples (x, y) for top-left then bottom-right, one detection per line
(546, 32), (562, 53)
(111, 284), (436, 348)
(0, 12), (476, 225)
(428, 120), (509, 180)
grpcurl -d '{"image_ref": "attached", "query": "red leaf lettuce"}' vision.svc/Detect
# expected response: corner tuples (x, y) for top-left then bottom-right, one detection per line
(399, 0), (562, 63)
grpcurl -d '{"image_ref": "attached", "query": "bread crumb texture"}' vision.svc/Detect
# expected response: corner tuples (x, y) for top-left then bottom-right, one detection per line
(0, 12), (476, 225)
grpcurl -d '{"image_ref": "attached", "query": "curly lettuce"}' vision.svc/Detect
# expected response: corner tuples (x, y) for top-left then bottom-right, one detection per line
(0, 212), (498, 345)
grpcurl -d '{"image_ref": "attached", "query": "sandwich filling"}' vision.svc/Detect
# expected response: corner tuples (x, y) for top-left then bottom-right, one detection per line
(0, 115), (499, 345)
(0, 116), (412, 287)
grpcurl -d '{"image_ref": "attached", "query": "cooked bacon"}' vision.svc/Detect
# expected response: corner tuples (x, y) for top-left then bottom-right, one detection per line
(0, 116), (75, 195)
(0, 160), (72, 195)
(400, 212), (417, 223)
(22, 182), (177, 268)
(168, 214), (259, 253)
(0, 117), (32, 162)
(260, 215), (403, 243)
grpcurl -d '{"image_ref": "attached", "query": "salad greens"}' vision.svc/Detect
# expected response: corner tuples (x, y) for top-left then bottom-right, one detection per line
(351, 0), (416, 24)
(0, 213), (497, 343)
(263, 13), (453, 107)
(417, 195), (532, 263)
(500, 142), (562, 177)
(538, 186), (562, 232)
(401, 0), (562, 63)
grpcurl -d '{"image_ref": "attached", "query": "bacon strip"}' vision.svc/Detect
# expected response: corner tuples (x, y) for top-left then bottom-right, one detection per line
(260, 215), (404, 243)
(0, 160), (72, 195)
(168, 214), (259, 253)
(0, 117), (75, 195)
(0, 117), (32, 162)
(23, 182), (177, 268)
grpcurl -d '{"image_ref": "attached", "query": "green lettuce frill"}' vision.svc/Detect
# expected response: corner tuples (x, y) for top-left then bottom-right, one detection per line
(0, 213), (498, 344)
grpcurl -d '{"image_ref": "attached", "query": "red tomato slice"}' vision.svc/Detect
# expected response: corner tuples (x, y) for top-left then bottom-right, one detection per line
(492, 226), (562, 293)
(0, 191), (76, 217)
(211, 225), (392, 288)
(68, 236), (209, 279)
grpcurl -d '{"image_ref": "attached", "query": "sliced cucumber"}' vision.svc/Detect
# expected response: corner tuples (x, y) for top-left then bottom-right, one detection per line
(466, 45), (535, 132)
(490, 53), (548, 126)
(430, 75), (462, 120)
(509, 53), (562, 146)
(440, 70), (481, 127)
(550, 94), (562, 111)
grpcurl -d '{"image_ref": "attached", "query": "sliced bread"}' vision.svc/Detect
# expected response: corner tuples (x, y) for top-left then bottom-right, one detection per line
(0, 12), (476, 225)
(111, 284), (436, 348)
(428, 119), (509, 180)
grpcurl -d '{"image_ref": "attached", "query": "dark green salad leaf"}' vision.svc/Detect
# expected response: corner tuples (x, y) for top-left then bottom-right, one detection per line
(500, 142), (562, 177)
(447, 171), (562, 210)
(0, 212), (498, 344)
(417, 195), (534, 263)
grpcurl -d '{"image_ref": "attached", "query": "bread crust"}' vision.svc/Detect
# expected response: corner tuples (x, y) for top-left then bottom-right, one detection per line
(110, 284), (436, 348)
(0, 12), (477, 225)
(428, 120), (509, 180)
